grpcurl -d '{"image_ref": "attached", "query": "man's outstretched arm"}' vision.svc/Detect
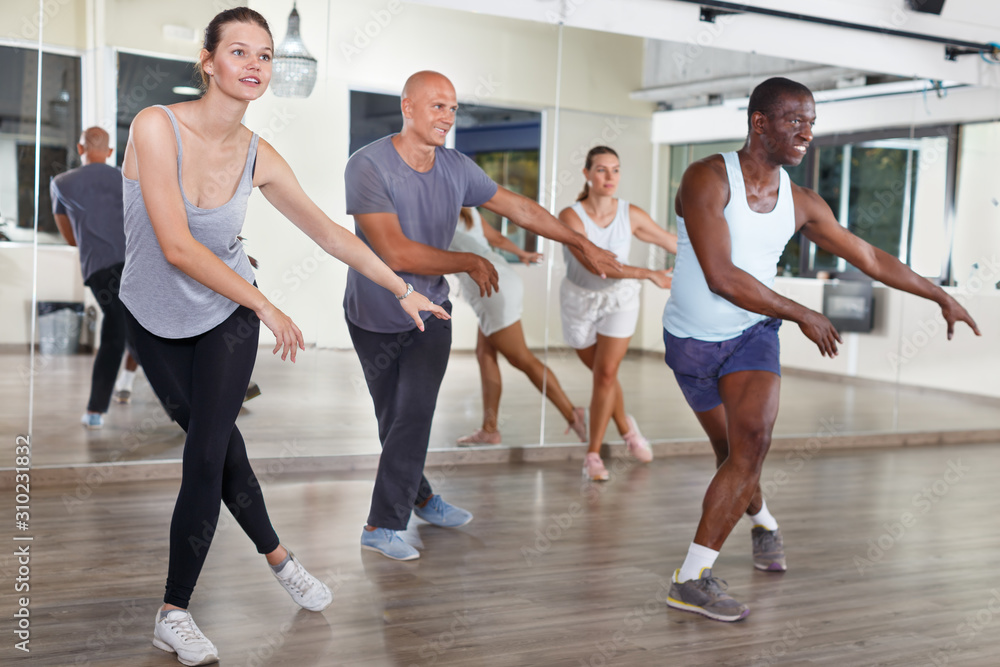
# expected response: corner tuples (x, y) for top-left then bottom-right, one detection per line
(480, 186), (620, 279)
(795, 185), (980, 340)
(354, 212), (498, 297)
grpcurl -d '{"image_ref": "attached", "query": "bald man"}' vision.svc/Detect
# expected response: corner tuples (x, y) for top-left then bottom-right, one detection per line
(51, 127), (130, 429)
(346, 71), (619, 560)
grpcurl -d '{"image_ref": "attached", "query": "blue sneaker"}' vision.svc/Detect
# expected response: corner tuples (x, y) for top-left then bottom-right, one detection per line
(360, 527), (419, 561)
(80, 412), (104, 430)
(413, 495), (473, 528)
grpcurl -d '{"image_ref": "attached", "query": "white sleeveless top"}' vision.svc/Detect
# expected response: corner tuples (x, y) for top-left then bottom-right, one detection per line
(663, 151), (795, 341)
(563, 199), (632, 292)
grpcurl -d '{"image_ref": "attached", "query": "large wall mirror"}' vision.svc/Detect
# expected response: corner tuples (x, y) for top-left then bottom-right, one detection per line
(6, 0), (999, 475)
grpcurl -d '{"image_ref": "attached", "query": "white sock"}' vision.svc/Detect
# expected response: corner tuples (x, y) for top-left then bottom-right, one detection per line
(748, 500), (779, 531)
(115, 369), (136, 391)
(676, 542), (719, 583)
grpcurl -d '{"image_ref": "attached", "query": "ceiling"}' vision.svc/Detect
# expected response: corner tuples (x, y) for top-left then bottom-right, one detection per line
(409, 0), (1000, 109)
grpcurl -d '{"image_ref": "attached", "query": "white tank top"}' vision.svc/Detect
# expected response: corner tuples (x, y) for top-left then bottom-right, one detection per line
(663, 151), (795, 341)
(563, 199), (632, 291)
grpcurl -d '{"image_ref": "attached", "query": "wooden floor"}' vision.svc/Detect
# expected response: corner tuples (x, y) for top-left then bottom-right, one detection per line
(3, 348), (1000, 665)
(5, 441), (1000, 666)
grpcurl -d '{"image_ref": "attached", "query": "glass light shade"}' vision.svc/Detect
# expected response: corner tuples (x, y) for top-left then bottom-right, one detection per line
(271, 4), (317, 98)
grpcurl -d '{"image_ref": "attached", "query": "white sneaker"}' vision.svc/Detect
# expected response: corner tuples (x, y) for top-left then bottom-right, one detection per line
(272, 551), (333, 612)
(152, 609), (219, 666)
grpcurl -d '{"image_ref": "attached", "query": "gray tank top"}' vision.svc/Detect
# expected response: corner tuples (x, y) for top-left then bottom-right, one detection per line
(120, 105), (258, 338)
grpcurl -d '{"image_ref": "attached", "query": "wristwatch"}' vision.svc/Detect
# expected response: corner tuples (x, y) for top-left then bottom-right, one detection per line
(396, 282), (414, 300)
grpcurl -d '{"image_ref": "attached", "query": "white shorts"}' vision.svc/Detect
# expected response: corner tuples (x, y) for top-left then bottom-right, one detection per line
(452, 236), (523, 337)
(560, 277), (641, 349)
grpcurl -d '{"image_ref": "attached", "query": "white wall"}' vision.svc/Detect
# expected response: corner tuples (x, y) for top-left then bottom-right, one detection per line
(1, 0), (651, 351)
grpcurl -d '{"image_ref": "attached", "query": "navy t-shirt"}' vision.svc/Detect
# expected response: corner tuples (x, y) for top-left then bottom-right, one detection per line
(50, 163), (126, 282)
(344, 135), (498, 333)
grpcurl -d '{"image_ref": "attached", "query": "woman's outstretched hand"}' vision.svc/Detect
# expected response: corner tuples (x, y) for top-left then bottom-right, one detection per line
(399, 291), (450, 332)
(256, 302), (305, 362)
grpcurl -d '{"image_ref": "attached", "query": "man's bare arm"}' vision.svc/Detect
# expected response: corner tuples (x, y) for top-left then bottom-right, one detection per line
(795, 186), (979, 339)
(354, 211), (498, 296)
(480, 187), (620, 278)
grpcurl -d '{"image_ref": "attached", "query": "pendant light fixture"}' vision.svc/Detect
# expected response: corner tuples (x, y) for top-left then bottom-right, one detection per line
(271, 2), (318, 98)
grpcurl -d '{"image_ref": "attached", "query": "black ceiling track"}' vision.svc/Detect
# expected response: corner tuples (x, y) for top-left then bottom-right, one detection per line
(675, 0), (996, 60)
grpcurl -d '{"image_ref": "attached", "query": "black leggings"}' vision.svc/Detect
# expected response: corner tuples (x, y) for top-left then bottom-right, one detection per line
(125, 305), (279, 608)
(84, 263), (129, 413)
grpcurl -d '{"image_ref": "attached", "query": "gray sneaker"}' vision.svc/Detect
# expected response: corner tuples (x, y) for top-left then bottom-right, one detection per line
(667, 569), (750, 622)
(751, 526), (787, 571)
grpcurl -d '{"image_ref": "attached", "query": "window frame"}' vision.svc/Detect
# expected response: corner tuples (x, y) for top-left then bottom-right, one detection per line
(790, 124), (959, 284)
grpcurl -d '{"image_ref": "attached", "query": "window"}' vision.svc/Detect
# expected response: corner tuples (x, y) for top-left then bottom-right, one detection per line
(789, 126), (956, 280)
(668, 126), (956, 280)
(459, 103), (542, 257)
(0, 45), (81, 243)
(115, 52), (203, 165)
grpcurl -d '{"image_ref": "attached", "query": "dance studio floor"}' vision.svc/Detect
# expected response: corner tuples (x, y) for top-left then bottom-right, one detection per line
(7, 442), (1000, 665)
(2, 347), (999, 665)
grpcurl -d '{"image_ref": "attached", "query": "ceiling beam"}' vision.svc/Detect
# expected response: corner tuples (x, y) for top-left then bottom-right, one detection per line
(405, 0), (1000, 88)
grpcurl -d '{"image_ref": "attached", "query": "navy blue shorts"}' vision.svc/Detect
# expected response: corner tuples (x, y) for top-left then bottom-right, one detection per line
(663, 318), (782, 413)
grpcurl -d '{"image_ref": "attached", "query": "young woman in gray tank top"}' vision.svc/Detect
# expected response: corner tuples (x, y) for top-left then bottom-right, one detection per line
(119, 9), (448, 666)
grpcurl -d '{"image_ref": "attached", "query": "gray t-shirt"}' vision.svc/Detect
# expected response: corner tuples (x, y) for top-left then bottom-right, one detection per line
(343, 135), (498, 333)
(50, 163), (126, 282)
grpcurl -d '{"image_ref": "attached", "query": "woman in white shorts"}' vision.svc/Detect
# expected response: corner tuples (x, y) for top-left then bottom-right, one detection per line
(559, 146), (678, 481)
(450, 207), (587, 445)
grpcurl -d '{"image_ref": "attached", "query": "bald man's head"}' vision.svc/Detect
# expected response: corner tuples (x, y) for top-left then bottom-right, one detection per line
(80, 127), (110, 152)
(398, 71), (457, 149)
(401, 70), (453, 102)
(78, 127), (113, 165)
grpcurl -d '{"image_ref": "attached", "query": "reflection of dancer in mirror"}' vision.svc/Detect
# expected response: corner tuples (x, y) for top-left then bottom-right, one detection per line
(51, 126), (138, 428)
(345, 70), (619, 563)
(663, 77), (980, 623)
(450, 207), (587, 445)
(559, 146), (678, 481)
(119, 9), (445, 666)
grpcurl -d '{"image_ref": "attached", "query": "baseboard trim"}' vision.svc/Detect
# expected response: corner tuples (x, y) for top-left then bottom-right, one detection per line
(4, 427), (998, 489)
